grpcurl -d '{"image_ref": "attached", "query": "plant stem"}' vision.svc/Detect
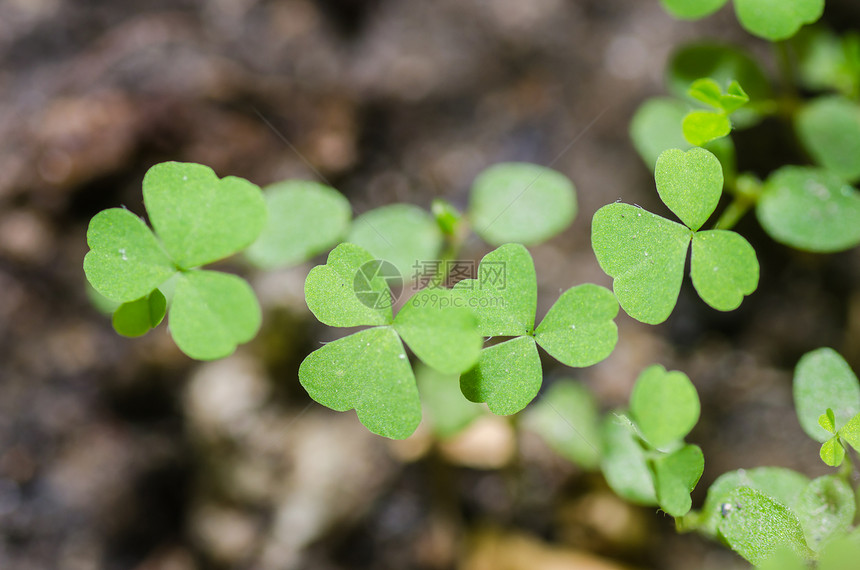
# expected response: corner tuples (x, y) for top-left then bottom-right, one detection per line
(713, 197), (753, 231)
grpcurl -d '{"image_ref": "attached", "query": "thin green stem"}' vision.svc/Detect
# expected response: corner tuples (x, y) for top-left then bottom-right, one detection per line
(713, 197), (753, 231)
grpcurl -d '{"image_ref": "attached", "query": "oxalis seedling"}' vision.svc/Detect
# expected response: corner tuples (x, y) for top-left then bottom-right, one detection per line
(84, 162), (267, 360)
(592, 146), (760, 324)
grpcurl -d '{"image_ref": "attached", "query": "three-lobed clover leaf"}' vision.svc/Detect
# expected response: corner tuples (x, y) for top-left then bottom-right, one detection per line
(593, 147), (759, 324)
(757, 167), (860, 252)
(300, 242), (482, 439)
(84, 162), (267, 360)
(668, 43), (770, 129)
(453, 244), (618, 415)
(245, 180), (351, 268)
(469, 162), (577, 246)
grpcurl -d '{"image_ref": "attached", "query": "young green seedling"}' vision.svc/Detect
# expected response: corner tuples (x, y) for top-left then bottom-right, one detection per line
(600, 364), (704, 517)
(793, 347), (860, 467)
(84, 162), (267, 359)
(592, 147), (759, 324)
(451, 243), (619, 415)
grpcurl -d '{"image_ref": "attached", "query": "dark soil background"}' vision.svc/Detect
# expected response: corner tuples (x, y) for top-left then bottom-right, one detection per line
(1, 1), (859, 569)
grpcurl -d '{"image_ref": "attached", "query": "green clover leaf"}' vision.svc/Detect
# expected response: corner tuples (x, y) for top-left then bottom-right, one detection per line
(718, 487), (812, 566)
(594, 148), (758, 323)
(298, 327), (421, 440)
(169, 270), (262, 360)
(300, 243), (482, 438)
(630, 365), (701, 450)
(757, 167), (860, 252)
(143, 162), (267, 269)
(453, 244), (618, 414)
(112, 289), (167, 338)
(245, 180), (351, 268)
(524, 380), (602, 469)
(660, 0), (728, 19)
(652, 444), (705, 517)
(347, 204), (443, 280)
(460, 336), (542, 416)
(793, 348), (860, 443)
(690, 230), (759, 311)
(394, 288), (482, 375)
(795, 96), (860, 183)
(84, 208), (176, 302)
(304, 243), (395, 327)
(733, 0), (824, 41)
(533, 284), (619, 367)
(695, 467), (809, 537)
(84, 162), (267, 360)
(794, 476), (855, 551)
(601, 413), (657, 505)
(451, 243), (536, 336)
(655, 147), (724, 230)
(469, 162), (577, 246)
(592, 203), (691, 324)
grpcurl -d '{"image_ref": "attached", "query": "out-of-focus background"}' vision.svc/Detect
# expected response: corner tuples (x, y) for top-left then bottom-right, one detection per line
(1, 0), (859, 568)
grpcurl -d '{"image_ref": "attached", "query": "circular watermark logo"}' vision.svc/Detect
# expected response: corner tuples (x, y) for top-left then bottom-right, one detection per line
(354, 260), (402, 309)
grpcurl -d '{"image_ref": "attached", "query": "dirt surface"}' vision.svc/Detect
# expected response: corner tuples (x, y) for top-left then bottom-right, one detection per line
(1, 1), (859, 569)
